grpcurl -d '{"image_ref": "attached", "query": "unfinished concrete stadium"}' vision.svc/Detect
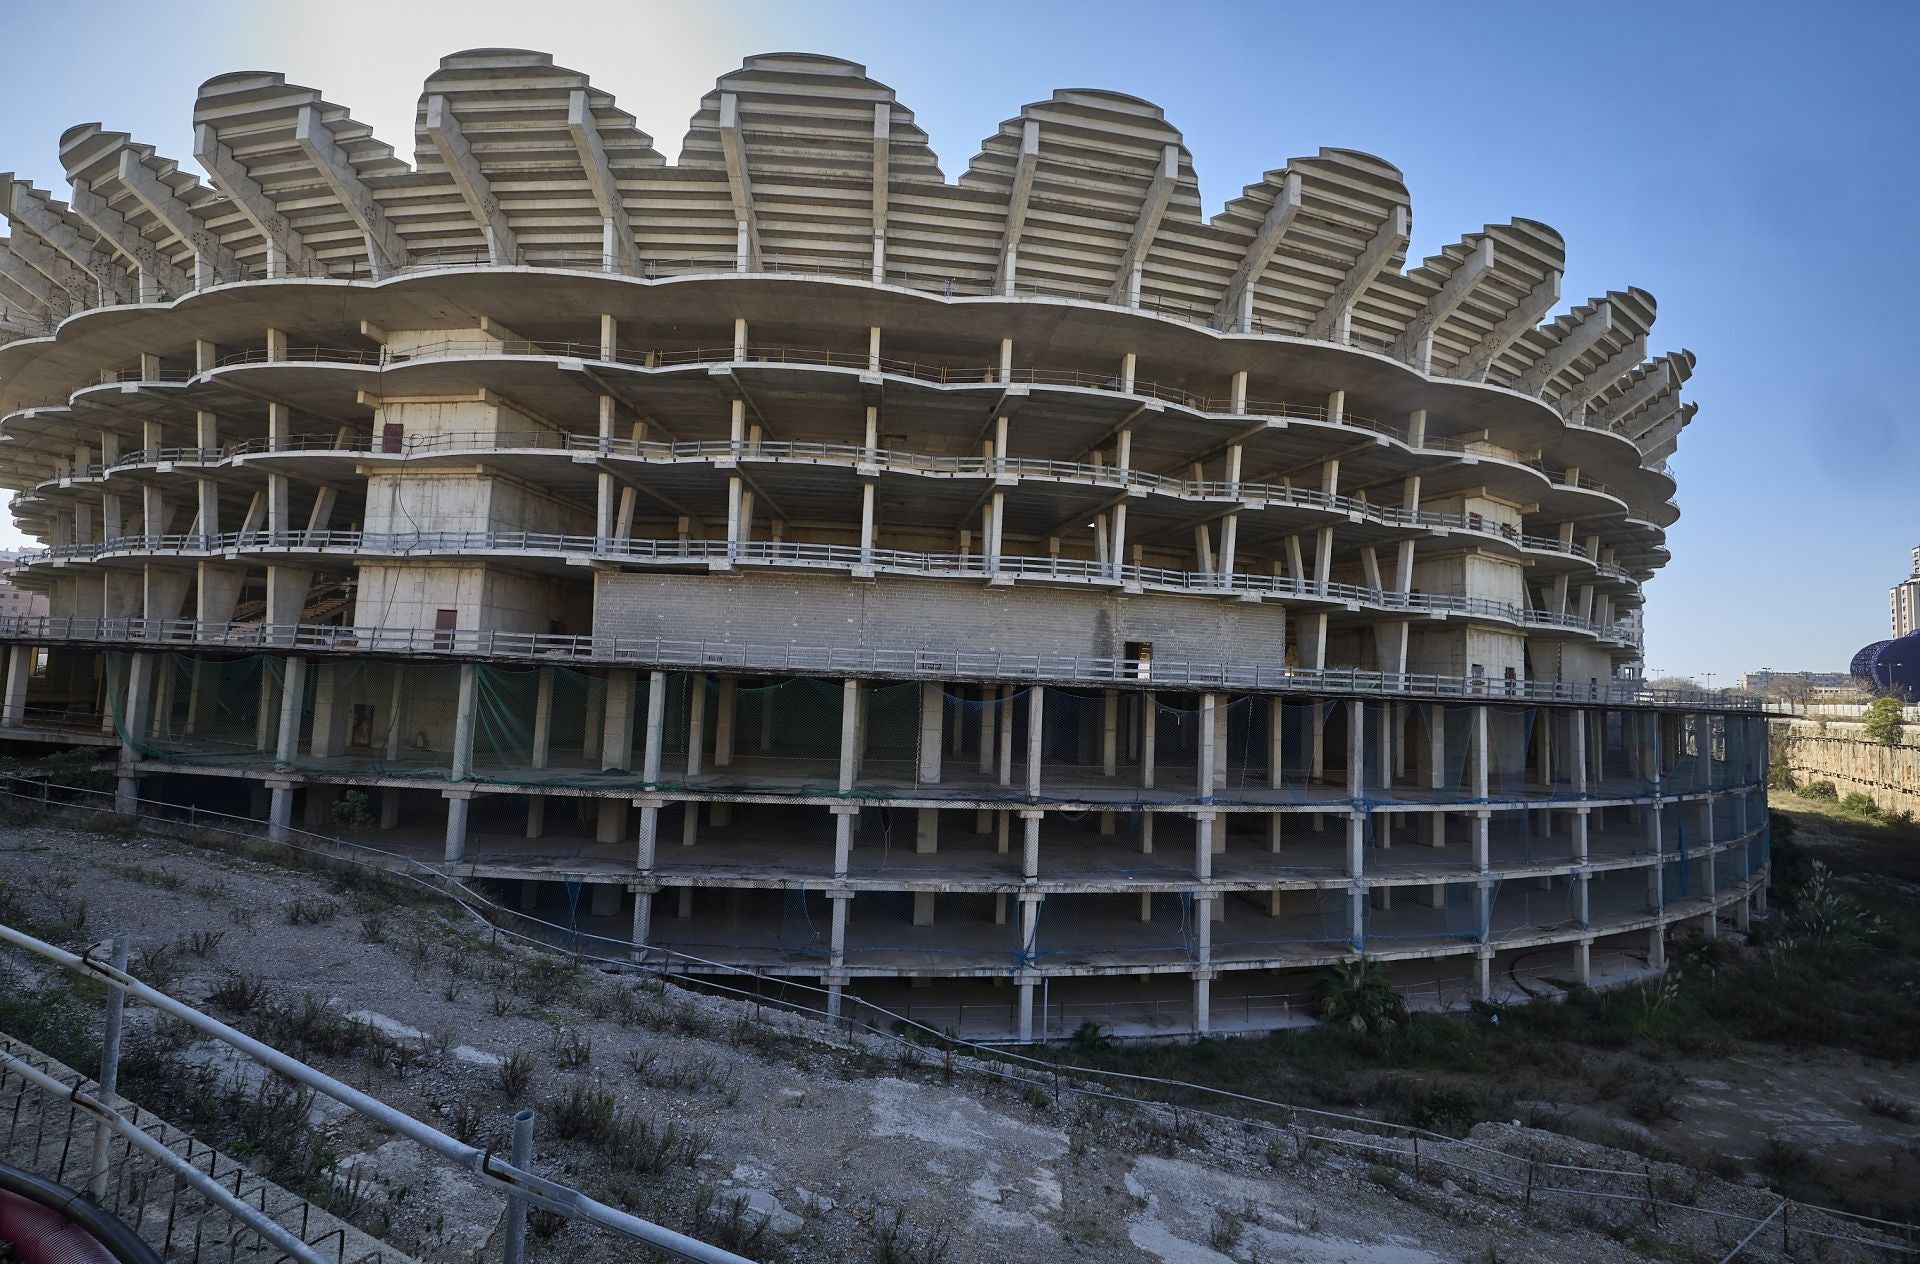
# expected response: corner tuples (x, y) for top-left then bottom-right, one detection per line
(0, 49), (1766, 1040)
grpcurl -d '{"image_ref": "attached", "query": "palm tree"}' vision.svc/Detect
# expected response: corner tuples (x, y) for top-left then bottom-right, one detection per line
(1314, 957), (1408, 1036)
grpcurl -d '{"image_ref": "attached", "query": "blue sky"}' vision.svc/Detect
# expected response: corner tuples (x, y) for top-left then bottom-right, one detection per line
(0, 0), (1911, 684)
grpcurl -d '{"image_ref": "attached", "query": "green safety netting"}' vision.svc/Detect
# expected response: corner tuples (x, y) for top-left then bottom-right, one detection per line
(1364, 879), (1492, 945)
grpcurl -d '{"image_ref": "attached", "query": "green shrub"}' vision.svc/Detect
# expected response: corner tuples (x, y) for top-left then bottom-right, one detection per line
(1838, 792), (1884, 821)
(44, 748), (113, 793)
(1799, 780), (1838, 802)
(1863, 696), (1905, 747)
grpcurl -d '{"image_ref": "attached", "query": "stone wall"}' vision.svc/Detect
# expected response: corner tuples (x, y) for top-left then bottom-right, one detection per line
(1775, 716), (1920, 814)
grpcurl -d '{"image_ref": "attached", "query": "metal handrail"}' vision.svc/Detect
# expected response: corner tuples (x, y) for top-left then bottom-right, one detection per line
(6, 530), (1642, 641)
(0, 614), (1760, 707)
(22, 432), (1640, 581)
(0, 921), (752, 1264)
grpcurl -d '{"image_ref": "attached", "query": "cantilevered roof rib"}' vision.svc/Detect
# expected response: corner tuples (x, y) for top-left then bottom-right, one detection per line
(293, 104), (409, 278)
(1454, 268), (1558, 381)
(1109, 144), (1180, 305)
(2, 178), (132, 304)
(1, 220), (93, 304)
(64, 178), (190, 298)
(568, 89), (638, 273)
(0, 243), (57, 313)
(1214, 171), (1301, 330)
(1304, 203), (1408, 341)
(423, 94), (519, 264)
(870, 101), (890, 281)
(192, 123), (319, 277)
(995, 120), (1041, 295)
(114, 149), (242, 283)
(1558, 336), (1646, 416)
(1516, 300), (1612, 395)
(717, 92), (761, 271)
(1389, 235), (1493, 371)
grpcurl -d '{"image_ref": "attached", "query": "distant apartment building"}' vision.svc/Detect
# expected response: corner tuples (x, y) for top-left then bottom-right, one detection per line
(0, 549), (47, 620)
(1893, 546), (1920, 637)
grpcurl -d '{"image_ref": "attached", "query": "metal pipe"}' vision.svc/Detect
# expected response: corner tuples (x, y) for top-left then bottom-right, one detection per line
(85, 932), (129, 1198)
(0, 923), (750, 1264)
(0, 1047), (327, 1264)
(502, 1109), (534, 1264)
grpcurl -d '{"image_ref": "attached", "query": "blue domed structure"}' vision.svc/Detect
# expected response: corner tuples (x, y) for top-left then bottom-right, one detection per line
(1853, 632), (1920, 700)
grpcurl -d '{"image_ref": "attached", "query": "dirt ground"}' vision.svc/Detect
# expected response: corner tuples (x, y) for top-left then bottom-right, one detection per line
(0, 813), (1906, 1263)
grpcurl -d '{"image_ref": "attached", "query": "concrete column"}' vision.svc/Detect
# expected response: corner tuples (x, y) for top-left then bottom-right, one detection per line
(1196, 692), (1217, 800)
(1473, 812), (1490, 872)
(685, 673), (708, 777)
(1193, 973), (1212, 1035)
(443, 791), (471, 863)
(450, 662), (478, 781)
(833, 805), (857, 875)
(915, 807), (939, 855)
(267, 781), (294, 843)
(1017, 982), (1035, 1042)
(978, 685), (997, 775)
(838, 679), (860, 793)
(1021, 810), (1042, 879)
(1140, 695), (1157, 790)
(1472, 705), (1490, 800)
(918, 682), (943, 784)
(275, 656), (307, 763)
(1476, 948), (1493, 1002)
(713, 675), (738, 767)
(997, 685), (1016, 784)
(1347, 811), (1366, 879)
(1025, 685), (1045, 799)
(1572, 807), (1589, 862)
(601, 669), (637, 772)
(1102, 690), (1119, 776)
(1575, 872), (1590, 927)
(1, 645), (31, 727)
(1649, 927), (1667, 970)
(641, 671), (666, 784)
(1193, 811), (1214, 880)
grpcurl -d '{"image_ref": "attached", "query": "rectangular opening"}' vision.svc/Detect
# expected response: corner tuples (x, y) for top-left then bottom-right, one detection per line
(381, 423), (404, 454)
(434, 608), (457, 650)
(1124, 640), (1153, 681)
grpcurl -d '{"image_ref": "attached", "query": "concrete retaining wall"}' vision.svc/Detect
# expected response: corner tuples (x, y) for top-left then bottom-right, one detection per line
(1775, 717), (1920, 814)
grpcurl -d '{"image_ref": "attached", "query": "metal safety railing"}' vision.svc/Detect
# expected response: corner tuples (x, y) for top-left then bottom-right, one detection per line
(0, 918), (754, 1264)
(3, 328), (1659, 489)
(23, 431), (1636, 580)
(2, 532), (1647, 644)
(0, 617), (1745, 709)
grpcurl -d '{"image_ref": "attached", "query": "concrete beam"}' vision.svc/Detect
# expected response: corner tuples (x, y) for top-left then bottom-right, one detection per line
(293, 105), (408, 277)
(717, 93), (761, 270)
(1305, 203), (1408, 341)
(1558, 334), (1646, 417)
(1215, 171), (1302, 330)
(996, 120), (1041, 295)
(870, 102), (890, 283)
(1455, 267), (1560, 381)
(0, 242), (59, 313)
(1109, 144), (1180, 306)
(65, 179), (192, 299)
(567, 90), (637, 274)
(1390, 236), (1494, 371)
(1517, 300), (1612, 395)
(114, 148), (241, 283)
(3, 179), (130, 302)
(194, 124), (320, 277)
(1591, 361), (1671, 430)
(425, 95), (519, 265)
